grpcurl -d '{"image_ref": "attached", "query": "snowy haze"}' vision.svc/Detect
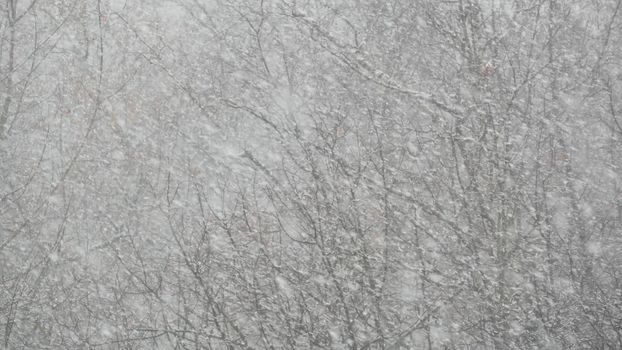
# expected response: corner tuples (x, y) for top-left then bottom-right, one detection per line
(1, 0), (622, 349)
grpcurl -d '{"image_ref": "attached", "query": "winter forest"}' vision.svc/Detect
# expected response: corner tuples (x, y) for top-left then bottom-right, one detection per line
(1, 0), (622, 349)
